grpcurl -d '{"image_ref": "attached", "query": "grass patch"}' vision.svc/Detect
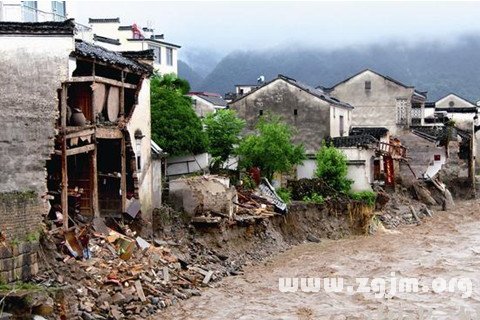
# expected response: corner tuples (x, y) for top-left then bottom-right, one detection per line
(349, 191), (376, 207)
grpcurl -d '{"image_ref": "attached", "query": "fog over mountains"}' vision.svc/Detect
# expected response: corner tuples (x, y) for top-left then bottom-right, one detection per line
(179, 34), (480, 102)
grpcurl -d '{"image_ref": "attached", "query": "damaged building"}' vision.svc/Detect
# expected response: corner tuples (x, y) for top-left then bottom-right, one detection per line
(0, 20), (156, 281)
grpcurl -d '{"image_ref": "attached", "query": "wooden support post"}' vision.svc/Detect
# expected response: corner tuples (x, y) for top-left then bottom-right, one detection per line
(61, 135), (68, 230)
(92, 62), (96, 125)
(92, 132), (99, 216)
(120, 71), (125, 116)
(121, 135), (127, 213)
(60, 85), (69, 229)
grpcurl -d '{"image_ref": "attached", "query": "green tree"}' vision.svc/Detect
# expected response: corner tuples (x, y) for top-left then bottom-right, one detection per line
(237, 116), (305, 180)
(314, 143), (352, 193)
(150, 74), (208, 156)
(203, 109), (245, 171)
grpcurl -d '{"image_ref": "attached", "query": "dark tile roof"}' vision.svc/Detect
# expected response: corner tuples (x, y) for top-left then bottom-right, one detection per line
(435, 107), (478, 113)
(411, 126), (449, 141)
(190, 93), (227, 107)
(231, 74), (353, 109)
(200, 95), (228, 107)
(93, 34), (120, 46)
(0, 19), (75, 35)
(118, 25), (132, 31)
(120, 49), (155, 61)
(326, 135), (378, 148)
(89, 18), (120, 24)
(127, 38), (181, 49)
(73, 39), (153, 74)
(350, 127), (389, 140)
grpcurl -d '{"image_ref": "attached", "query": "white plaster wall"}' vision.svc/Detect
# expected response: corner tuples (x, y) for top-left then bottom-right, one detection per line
(296, 148), (374, 191)
(296, 159), (316, 179)
(329, 106), (351, 137)
(448, 113), (476, 123)
(341, 148), (375, 191)
(152, 158), (162, 208)
(436, 94), (475, 108)
(126, 78), (154, 221)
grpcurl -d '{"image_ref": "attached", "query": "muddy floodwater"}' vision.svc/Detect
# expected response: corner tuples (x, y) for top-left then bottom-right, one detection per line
(163, 200), (480, 319)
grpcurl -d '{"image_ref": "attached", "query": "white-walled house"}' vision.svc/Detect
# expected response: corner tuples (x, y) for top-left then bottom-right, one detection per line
(0, 1), (67, 22)
(297, 135), (378, 192)
(435, 93), (478, 124)
(87, 17), (181, 75)
(187, 92), (228, 118)
(327, 69), (427, 135)
(228, 74), (353, 155)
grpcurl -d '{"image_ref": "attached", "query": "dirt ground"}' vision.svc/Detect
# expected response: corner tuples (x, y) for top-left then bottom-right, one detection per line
(162, 200), (480, 320)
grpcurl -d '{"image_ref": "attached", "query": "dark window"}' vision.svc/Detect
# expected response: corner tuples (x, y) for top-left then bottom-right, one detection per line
(149, 45), (161, 64)
(365, 81), (371, 90)
(166, 48), (173, 66)
(294, 109), (298, 116)
(449, 101), (455, 107)
(259, 110), (263, 116)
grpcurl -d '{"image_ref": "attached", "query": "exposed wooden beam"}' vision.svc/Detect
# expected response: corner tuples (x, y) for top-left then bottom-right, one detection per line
(55, 144), (95, 156)
(65, 128), (95, 139)
(67, 76), (137, 89)
(96, 127), (123, 139)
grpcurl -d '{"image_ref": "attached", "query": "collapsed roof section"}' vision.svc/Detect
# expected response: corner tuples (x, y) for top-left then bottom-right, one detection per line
(73, 39), (153, 75)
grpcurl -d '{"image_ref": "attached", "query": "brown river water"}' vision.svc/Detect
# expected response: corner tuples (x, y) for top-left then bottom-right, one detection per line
(163, 200), (480, 320)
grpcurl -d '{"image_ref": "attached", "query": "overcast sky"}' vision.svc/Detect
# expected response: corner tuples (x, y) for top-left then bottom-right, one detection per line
(72, 1), (480, 56)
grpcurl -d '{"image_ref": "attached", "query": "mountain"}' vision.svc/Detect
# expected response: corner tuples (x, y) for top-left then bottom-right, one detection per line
(178, 60), (204, 91)
(197, 35), (480, 102)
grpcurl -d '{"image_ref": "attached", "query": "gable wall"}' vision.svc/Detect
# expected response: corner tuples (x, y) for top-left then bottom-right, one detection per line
(330, 71), (414, 135)
(229, 80), (333, 153)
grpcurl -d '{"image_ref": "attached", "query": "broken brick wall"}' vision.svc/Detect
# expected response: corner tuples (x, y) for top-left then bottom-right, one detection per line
(0, 35), (73, 281)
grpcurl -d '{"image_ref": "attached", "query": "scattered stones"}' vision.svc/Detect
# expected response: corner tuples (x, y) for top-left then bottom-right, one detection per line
(306, 234), (321, 243)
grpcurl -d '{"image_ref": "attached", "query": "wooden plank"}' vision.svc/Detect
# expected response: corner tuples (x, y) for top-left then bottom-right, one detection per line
(92, 134), (99, 217)
(120, 71), (125, 116)
(65, 128), (95, 139)
(61, 134), (68, 230)
(67, 76), (137, 89)
(121, 135), (127, 213)
(61, 84), (67, 128)
(96, 127), (123, 139)
(55, 144), (95, 156)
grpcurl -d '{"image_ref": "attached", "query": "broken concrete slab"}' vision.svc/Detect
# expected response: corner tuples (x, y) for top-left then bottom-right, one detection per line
(169, 175), (238, 218)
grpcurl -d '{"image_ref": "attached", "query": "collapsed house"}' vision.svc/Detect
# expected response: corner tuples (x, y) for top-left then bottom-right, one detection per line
(0, 20), (157, 281)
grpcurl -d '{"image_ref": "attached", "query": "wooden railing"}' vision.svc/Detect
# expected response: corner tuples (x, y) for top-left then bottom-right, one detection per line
(377, 142), (407, 159)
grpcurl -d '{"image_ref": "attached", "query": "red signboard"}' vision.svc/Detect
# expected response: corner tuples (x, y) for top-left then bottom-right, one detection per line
(383, 155), (395, 187)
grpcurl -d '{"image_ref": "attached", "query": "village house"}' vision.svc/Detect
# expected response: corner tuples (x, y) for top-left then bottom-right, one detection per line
(228, 74), (354, 154)
(326, 69), (427, 135)
(0, 19), (158, 281)
(187, 91), (228, 118)
(86, 17), (181, 75)
(0, 0), (67, 22)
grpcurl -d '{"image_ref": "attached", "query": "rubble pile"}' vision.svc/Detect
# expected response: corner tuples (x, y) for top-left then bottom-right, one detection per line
(34, 217), (237, 319)
(375, 186), (435, 229)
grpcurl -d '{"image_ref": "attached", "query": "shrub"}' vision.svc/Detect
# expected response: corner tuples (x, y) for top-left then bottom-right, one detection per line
(349, 191), (377, 207)
(302, 193), (325, 204)
(276, 188), (292, 203)
(315, 143), (353, 193)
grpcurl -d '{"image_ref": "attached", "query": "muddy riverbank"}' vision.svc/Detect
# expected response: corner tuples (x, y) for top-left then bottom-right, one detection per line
(162, 200), (480, 320)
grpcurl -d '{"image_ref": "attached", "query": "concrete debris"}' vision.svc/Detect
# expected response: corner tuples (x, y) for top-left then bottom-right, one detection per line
(169, 175), (238, 218)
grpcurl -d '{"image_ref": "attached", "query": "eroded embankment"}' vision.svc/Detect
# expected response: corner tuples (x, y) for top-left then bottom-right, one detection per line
(185, 201), (373, 269)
